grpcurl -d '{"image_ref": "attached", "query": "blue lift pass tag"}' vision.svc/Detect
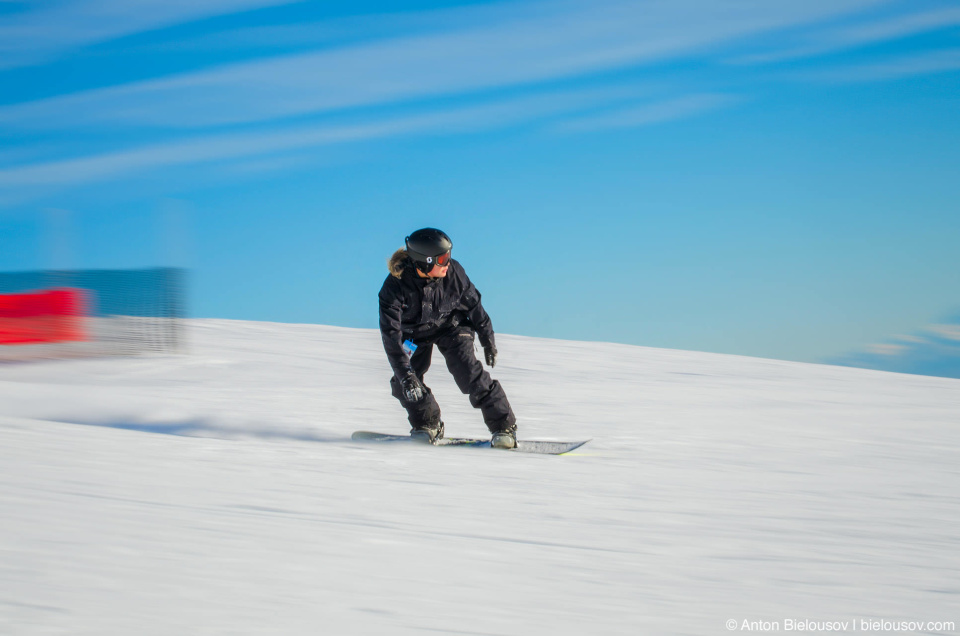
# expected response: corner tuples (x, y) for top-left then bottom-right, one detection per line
(402, 340), (418, 357)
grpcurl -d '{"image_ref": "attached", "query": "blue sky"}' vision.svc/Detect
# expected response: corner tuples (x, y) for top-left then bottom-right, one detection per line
(1, 0), (959, 367)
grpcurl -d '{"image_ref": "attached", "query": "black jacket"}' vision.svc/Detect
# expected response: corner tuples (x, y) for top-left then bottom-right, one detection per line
(379, 256), (495, 378)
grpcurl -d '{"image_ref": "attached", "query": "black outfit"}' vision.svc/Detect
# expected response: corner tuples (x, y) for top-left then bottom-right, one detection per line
(378, 258), (516, 433)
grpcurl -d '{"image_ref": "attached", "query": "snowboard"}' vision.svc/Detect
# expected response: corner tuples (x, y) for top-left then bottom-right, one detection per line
(351, 431), (589, 455)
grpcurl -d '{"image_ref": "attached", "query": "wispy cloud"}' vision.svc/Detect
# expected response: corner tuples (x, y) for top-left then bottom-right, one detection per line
(0, 0), (297, 69)
(4, 0), (957, 205)
(0, 85), (653, 190)
(126, 1), (554, 53)
(864, 343), (907, 356)
(830, 315), (960, 379)
(806, 48), (960, 82)
(0, 0), (886, 130)
(553, 93), (738, 132)
(929, 324), (960, 341)
(732, 6), (960, 65)
(895, 334), (930, 345)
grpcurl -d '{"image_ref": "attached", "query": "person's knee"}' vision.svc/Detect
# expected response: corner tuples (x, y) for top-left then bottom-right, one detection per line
(447, 353), (485, 393)
(455, 370), (480, 395)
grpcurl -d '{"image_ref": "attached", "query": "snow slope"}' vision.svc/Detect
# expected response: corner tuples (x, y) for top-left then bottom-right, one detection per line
(1, 320), (958, 635)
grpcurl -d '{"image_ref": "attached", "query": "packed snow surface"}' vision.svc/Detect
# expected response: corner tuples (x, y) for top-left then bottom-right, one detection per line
(1, 320), (958, 635)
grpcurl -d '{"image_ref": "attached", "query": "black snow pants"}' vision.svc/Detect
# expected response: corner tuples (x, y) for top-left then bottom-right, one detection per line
(390, 327), (516, 434)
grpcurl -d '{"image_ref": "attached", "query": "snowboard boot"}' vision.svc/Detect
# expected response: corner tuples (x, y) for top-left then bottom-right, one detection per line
(490, 425), (517, 450)
(410, 420), (444, 445)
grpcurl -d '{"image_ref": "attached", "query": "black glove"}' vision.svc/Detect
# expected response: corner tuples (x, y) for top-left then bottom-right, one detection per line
(483, 345), (497, 368)
(399, 371), (426, 403)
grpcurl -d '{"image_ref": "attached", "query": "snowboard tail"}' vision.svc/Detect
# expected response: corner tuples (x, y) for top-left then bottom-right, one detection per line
(351, 431), (589, 455)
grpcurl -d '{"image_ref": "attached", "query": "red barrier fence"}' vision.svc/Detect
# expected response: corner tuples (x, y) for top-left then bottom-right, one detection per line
(0, 288), (89, 344)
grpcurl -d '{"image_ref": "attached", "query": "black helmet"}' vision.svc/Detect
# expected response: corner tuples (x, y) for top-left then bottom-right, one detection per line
(406, 228), (452, 273)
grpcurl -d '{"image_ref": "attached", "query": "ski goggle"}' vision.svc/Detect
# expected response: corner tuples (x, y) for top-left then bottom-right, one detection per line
(428, 251), (452, 267)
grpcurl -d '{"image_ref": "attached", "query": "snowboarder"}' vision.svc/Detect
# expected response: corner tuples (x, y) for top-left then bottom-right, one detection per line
(378, 228), (518, 449)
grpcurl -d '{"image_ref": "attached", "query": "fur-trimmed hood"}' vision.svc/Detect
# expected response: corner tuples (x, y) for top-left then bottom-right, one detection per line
(388, 248), (411, 279)
(379, 252), (496, 376)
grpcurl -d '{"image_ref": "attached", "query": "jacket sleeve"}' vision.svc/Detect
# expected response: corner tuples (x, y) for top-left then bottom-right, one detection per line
(378, 277), (412, 378)
(458, 264), (496, 349)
